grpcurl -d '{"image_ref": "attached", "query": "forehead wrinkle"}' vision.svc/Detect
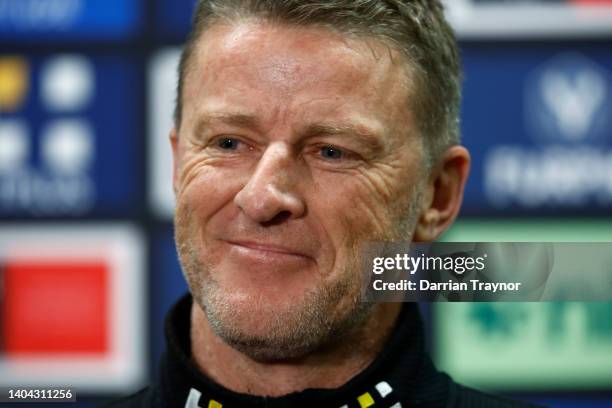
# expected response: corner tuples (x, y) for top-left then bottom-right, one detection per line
(195, 111), (263, 136)
(186, 21), (416, 147)
(196, 22), (406, 97)
(213, 24), (384, 84)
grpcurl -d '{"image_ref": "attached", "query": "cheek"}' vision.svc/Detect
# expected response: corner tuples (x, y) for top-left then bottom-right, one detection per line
(175, 164), (246, 278)
(312, 166), (418, 246)
(176, 158), (245, 231)
(304, 179), (390, 293)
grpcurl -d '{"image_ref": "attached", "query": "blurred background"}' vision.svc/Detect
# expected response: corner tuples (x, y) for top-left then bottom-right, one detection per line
(0, 0), (611, 407)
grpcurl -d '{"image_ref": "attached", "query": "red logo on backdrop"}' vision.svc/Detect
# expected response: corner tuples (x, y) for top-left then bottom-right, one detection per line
(572, 0), (612, 4)
(2, 260), (109, 355)
(0, 225), (144, 392)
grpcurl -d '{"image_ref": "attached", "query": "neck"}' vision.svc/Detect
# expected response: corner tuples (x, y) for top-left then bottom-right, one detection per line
(190, 302), (402, 397)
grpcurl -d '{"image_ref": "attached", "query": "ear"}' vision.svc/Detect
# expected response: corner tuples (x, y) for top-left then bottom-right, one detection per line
(414, 145), (470, 242)
(170, 128), (180, 195)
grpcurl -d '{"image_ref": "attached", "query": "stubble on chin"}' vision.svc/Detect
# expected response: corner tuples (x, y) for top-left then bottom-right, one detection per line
(173, 183), (422, 362)
(176, 217), (373, 362)
(176, 207), (373, 361)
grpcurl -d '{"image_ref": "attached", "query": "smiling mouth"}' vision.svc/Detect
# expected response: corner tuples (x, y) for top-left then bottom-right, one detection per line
(225, 240), (311, 260)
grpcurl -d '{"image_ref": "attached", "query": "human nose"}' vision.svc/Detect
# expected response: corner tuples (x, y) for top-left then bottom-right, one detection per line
(234, 142), (306, 223)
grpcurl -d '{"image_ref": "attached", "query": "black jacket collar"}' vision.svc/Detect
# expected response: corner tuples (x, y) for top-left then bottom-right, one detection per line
(158, 293), (451, 408)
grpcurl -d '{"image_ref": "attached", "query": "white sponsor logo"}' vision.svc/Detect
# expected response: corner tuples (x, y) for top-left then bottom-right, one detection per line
(485, 146), (612, 208)
(0, 119), (95, 214)
(0, 0), (82, 30)
(0, 120), (29, 174)
(525, 53), (611, 144)
(42, 119), (94, 174)
(42, 55), (94, 111)
(540, 62), (606, 141)
(485, 53), (612, 209)
(148, 48), (180, 219)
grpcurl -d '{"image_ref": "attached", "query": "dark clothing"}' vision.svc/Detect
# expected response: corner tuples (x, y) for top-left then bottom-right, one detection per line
(105, 294), (541, 408)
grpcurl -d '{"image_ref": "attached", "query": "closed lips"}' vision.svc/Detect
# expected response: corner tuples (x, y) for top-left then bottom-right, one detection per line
(226, 240), (311, 258)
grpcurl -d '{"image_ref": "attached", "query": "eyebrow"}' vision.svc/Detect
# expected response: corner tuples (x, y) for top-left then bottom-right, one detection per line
(194, 112), (261, 137)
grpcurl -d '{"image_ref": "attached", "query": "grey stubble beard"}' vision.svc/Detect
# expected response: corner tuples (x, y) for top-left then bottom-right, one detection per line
(174, 184), (422, 362)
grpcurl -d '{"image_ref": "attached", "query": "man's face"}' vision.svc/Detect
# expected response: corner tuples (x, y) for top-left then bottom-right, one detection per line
(173, 21), (426, 360)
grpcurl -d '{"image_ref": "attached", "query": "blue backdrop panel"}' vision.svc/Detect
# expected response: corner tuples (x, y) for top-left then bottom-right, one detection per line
(459, 43), (612, 216)
(151, 226), (188, 364)
(530, 398), (612, 408)
(0, 54), (142, 217)
(0, 0), (142, 41)
(155, 0), (196, 41)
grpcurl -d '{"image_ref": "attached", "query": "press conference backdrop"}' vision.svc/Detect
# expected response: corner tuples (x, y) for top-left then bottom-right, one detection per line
(0, 0), (611, 407)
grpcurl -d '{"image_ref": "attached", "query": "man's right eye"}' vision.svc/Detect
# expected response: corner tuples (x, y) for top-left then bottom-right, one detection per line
(216, 137), (240, 150)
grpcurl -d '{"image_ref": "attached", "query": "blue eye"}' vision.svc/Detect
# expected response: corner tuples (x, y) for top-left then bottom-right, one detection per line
(217, 137), (240, 150)
(320, 145), (343, 160)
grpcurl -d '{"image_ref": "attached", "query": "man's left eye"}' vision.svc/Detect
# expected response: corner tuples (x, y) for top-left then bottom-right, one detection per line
(217, 137), (241, 150)
(320, 146), (344, 160)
